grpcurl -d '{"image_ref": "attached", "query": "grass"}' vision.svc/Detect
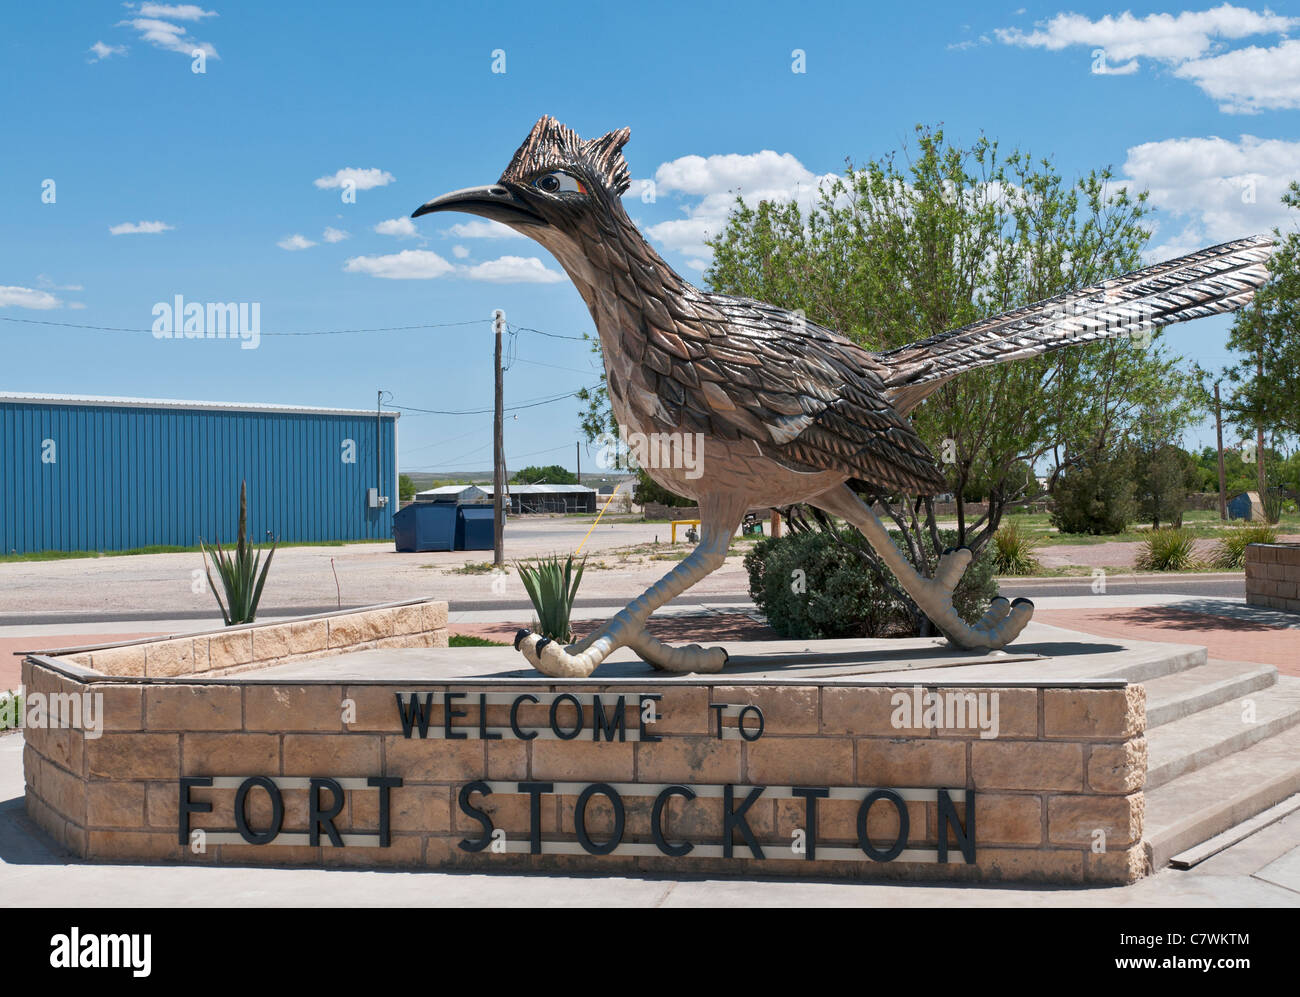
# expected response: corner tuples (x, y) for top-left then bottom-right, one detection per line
(998, 507), (1300, 547)
(452, 561), (507, 575)
(0, 690), (22, 733)
(449, 634), (508, 647)
(0, 538), (381, 564)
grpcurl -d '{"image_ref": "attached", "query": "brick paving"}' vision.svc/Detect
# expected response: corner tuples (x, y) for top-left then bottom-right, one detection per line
(1034, 607), (1300, 676)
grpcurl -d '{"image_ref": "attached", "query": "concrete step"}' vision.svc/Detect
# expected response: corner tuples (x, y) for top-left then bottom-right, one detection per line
(1090, 642), (1208, 683)
(1146, 677), (1300, 789)
(1144, 659), (1278, 728)
(1144, 722), (1300, 870)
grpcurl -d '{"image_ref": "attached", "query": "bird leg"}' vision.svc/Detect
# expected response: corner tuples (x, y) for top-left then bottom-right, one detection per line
(812, 484), (1033, 650)
(516, 495), (746, 677)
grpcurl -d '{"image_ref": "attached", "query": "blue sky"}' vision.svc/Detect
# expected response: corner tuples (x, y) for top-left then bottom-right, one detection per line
(2, 1), (1297, 472)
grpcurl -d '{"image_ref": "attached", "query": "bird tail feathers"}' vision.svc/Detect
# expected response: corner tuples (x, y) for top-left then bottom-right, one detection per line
(880, 234), (1275, 415)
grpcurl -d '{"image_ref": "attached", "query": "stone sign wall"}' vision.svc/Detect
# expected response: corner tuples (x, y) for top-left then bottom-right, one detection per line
(20, 608), (1147, 884)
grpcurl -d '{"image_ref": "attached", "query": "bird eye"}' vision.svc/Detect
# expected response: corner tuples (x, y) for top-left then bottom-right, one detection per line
(533, 171), (587, 195)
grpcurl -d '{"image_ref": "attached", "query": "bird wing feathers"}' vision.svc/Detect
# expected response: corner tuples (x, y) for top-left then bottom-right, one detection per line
(878, 234), (1275, 415)
(641, 290), (947, 494)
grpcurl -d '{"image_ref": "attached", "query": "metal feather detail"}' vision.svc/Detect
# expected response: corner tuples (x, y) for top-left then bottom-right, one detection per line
(879, 234), (1275, 414)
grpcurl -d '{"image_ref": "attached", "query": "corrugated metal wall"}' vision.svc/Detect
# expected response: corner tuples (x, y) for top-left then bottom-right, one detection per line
(0, 399), (397, 554)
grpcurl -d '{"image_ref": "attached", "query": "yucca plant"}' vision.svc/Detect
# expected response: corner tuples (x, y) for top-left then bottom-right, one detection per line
(991, 523), (1043, 576)
(1135, 527), (1199, 572)
(1210, 524), (1279, 570)
(516, 553), (586, 643)
(201, 480), (277, 625)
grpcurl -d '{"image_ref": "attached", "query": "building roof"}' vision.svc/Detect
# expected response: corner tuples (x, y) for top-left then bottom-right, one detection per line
(0, 391), (399, 419)
(415, 485), (489, 500)
(498, 484), (596, 494)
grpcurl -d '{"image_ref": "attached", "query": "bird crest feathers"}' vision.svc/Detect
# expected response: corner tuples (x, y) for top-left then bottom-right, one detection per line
(502, 115), (633, 197)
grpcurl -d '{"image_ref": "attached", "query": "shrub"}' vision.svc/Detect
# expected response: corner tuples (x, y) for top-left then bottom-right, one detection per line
(992, 523), (1043, 575)
(744, 527), (998, 639)
(1262, 486), (1286, 525)
(1135, 528), (1199, 571)
(1050, 448), (1137, 535)
(1210, 524), (1279, 570)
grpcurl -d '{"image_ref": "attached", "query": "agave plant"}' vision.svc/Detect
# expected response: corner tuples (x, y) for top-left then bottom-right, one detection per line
(201, 480), (277, 625)
(1210, 523), (1279, 570)
(516, 553), (586, 643)
(991, 522), (1043, 576)
(1135, 527), (1199, 572)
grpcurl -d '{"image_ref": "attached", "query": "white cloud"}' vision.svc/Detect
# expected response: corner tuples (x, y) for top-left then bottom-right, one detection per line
(343, 250), (563, 283)
(117, 15), (218, 59)
(344, 250), (456, 280)
(1174, 39), (1300, 112)
(322, 226), (349, 243)
(452, 244), (470, 259)
(995, 6), (1296, 63)
(109, 220), (173, 235)
(1119, 134), (1300, 259)
(645, 150), (840, 261)
(314, 167), (395, 191)
(461, 256), (565, 283)
(277, 233), (316, 251)
(374, 217), (418, 238)
(995, 6), (1300, 112)
(441, 219), (523, 239)
(87, 40), (127, 62)
(133, 4), (217, 20)
(0, 286), (62, 310)
(36, 275), (83, 291)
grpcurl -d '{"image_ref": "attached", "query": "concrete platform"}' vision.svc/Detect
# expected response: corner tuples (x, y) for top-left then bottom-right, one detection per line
(239, 621), (1189, 688)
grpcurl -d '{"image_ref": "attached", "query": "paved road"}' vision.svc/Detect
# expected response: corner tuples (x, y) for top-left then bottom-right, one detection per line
(0, 571), (1245, 626)
(999, 575), (1246, 600)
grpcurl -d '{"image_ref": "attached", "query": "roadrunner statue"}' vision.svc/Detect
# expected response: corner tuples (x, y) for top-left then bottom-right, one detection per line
(414, 116), (1274, 677)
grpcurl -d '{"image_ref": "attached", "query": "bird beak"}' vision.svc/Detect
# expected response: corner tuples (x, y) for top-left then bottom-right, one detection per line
(410, 184), (546, 226)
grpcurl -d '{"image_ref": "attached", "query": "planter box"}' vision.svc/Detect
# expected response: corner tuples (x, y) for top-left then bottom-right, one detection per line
(1244, 543), (1300, 614)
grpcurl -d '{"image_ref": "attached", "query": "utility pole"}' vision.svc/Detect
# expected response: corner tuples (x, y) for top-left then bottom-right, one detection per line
(493, 310), (506, 567)
(1214, 382), (1228, 520)
(576, 441), (581, 484)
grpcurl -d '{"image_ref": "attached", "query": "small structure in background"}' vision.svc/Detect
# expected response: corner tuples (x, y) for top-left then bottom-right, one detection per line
(414, 484), (490, 504)
(1227, 490), (1266, 521)
(495, 483), (597, 515)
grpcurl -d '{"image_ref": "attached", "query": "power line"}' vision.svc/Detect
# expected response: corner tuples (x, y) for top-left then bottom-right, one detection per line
(0, 315), (488, 336)
(389, 386), (593, 417)
(509, 323), (591, 342)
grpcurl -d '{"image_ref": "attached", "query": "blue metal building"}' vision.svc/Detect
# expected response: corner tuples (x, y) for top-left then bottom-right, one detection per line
(0, 392), (398, 555)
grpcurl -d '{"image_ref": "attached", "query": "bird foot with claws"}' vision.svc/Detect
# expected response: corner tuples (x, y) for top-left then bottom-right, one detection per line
(514, 624), (729, 678)
(919, 548), (1034, 651)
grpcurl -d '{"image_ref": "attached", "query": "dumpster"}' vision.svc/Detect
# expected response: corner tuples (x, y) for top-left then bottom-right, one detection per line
(393, 501), (457, 552)
(456, 504), (495, 551)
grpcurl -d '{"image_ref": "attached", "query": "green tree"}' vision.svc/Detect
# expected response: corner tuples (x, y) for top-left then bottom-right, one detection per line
(707, 124), (1194, 562)
(512, 464), (578, 485)
(1223, 182), (1300, 451)
(398, 473), (416, 501)
(1050, 446), (1137, 535)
